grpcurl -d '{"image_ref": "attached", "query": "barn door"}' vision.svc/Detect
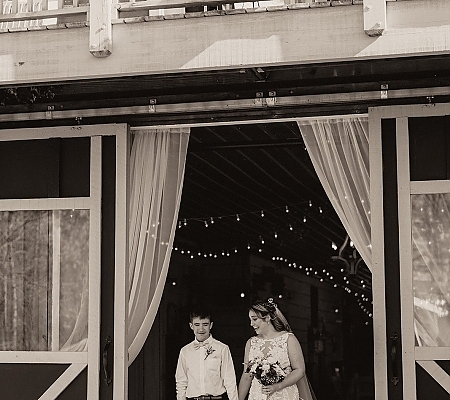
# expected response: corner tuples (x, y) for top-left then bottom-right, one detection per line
(370, 104), (450, 400)
(0, 125), (128, 400)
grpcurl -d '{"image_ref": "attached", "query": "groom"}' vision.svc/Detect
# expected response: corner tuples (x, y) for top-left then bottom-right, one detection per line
(175, 308), (238, 400)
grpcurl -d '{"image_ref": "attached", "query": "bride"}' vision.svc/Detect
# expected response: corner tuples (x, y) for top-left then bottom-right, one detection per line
(238, 299), (316, 400)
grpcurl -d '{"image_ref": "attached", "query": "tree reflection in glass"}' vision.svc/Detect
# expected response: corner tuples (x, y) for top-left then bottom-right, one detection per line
(412, 194), (450, 346)
(0, 209), (89, 351)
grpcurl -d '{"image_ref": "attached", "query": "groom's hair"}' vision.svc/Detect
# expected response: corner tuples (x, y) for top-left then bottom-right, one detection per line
(189, 308), (211, 323)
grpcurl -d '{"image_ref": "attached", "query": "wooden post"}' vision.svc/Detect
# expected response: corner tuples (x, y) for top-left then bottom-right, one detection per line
(89, 0), (112, 57)
(363, 0), (386, 37)
(114, 127), (129, 400)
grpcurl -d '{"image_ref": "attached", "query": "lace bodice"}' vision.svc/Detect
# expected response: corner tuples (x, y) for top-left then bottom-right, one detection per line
(248, 332), (292, 370)
(247, 332), (299, 400)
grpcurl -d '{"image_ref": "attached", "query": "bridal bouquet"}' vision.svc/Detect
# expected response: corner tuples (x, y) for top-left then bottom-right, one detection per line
(245, 356), (287, 386)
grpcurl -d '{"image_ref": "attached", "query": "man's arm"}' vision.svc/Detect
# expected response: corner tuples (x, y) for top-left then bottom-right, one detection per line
(175, 349), (188, 400)
(238, 338), (252, 400)
(221, 345), (239, 400)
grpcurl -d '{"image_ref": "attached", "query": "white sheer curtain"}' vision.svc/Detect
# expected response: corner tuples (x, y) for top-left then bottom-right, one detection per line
(127, 127), (190, 365)
(297, 116), (371, 269)
(411, 193), (450, 346)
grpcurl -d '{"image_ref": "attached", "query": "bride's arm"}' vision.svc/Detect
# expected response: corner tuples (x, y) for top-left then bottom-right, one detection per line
(238, 339), (252, 400)
(273, 334), (306, 392)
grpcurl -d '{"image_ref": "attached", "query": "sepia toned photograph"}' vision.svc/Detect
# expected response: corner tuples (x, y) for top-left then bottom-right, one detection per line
(0, 0), (449, 399)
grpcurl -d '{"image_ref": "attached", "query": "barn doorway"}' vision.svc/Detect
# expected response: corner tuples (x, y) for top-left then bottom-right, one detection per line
(129, 120), (374, 400)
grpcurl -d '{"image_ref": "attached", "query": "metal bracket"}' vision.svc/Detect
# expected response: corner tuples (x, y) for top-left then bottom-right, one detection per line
(254, 92), (264, 106)
(266, 91), (277, 107)
(149, 98), (157, 113)
(46, 105), (55, 120)
(381, 84), (388, 99)
(254, 92), (277, 107)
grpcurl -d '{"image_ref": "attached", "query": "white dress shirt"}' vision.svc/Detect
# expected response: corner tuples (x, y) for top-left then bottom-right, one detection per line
(175, 336), (238, 400)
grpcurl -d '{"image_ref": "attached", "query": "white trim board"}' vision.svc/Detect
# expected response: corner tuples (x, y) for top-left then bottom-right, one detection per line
(0, 124), (127, 141)
(0, 352), (88, 363)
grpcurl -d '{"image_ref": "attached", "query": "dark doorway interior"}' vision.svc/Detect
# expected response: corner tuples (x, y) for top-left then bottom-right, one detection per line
(129, 121), (374, 400)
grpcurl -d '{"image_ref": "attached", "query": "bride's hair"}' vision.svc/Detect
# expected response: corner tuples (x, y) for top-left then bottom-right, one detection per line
(250, 298), (292, 332)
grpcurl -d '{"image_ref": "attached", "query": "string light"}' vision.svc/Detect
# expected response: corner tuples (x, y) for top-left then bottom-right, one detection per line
(173, 201), (372, 307)
(244, 247), (369, 301)
(177, 200), (328, 228)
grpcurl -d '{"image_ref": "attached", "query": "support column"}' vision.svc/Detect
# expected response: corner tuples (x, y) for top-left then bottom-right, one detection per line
(363, 0), (386, 36)
(90, 0), (112, 57)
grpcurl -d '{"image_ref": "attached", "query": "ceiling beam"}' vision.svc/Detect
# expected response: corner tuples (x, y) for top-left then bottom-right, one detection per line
(188, 139), (304, 152)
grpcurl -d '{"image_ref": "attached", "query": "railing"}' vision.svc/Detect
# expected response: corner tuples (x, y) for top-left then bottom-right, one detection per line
(1, 0), (388, 54)
(0, 0), (330, 30)
(0, 0), (89, 29)
(115, 0), (334, 19)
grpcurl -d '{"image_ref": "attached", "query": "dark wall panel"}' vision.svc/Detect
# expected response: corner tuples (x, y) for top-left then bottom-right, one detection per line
(409, 116), (450, 181)
(416, 363), (450, 399)
(0, 137), (90, 199)
(0, 363), (68, 399)
(58, 367), (88, 399)
(0, 139), (57, 199)
(59, 137), (90, 198)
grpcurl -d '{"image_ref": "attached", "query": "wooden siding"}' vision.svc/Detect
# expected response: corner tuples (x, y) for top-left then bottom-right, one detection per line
(0, 0), (449, 85)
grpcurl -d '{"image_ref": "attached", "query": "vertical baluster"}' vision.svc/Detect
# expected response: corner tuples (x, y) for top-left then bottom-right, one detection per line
(27, 0), (32, 11)
(11, 0), (18, 13)
(41, 0), (48, 10)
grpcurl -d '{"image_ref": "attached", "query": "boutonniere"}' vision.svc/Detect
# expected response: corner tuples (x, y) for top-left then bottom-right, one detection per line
(205, 345), (216, 360)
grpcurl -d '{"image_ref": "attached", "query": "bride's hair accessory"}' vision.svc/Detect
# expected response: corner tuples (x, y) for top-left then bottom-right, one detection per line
(265, 298), (277, 310)
(250, 298), (291, 333)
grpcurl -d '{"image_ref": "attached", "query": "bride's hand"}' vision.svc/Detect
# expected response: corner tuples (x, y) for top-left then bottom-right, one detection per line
(261, 383), (280, 396)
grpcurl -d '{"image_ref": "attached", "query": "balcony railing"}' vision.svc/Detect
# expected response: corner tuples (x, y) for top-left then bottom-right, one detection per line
(0, 0), (332, 30)
(1, 0), (389, 56)
(0, 0), (89, 29)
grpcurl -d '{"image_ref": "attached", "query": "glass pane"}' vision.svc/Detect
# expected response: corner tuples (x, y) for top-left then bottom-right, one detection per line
(0, 210), (89, 351)
(412, 194), (450, 346)
(59, 209), (89, 351)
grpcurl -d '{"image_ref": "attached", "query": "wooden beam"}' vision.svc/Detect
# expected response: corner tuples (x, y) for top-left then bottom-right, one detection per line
(363, 0), (385, 36)
(0, 86), (449, 124)
(1, 0), (449, 83)
(89, 0), (112, 57)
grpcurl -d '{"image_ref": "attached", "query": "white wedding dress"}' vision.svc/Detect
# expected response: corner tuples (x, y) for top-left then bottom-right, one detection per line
(248, 332), (315, 400)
